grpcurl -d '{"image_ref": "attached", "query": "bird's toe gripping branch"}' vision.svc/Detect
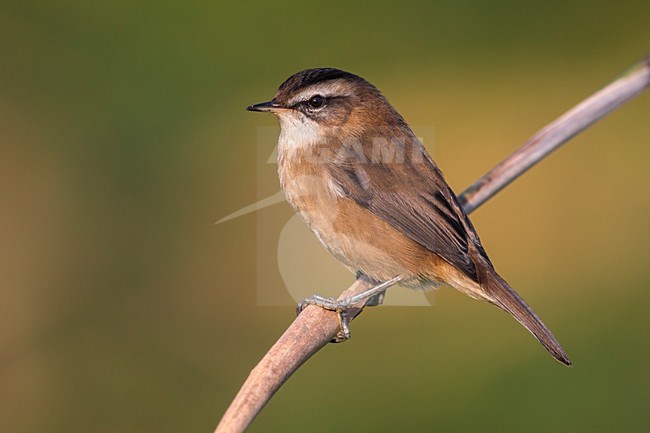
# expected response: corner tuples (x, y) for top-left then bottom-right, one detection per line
(296, 276), (404, 343)
(296, 295), (353, 342)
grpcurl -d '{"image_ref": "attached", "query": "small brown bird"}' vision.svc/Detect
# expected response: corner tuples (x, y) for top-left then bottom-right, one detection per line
(247, 68), (571, 366)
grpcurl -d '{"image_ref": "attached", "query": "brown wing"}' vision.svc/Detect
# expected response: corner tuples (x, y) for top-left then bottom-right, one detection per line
(329, 143), (491, 282)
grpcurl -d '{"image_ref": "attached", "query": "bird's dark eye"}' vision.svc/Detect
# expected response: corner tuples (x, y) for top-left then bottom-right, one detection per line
(307, 95), (325, 109)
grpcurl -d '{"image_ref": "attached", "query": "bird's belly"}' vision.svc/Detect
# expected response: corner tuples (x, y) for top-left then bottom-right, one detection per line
(281, 178), (443, 287)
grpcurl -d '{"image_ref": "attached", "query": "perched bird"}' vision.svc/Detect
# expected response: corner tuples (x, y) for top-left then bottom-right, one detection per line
(247, 68), (571, 366)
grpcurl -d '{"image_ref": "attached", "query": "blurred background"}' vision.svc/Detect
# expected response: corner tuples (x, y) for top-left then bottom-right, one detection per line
(1, 1), (648, 432)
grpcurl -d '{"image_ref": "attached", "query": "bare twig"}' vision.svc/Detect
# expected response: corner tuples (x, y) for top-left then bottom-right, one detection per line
(215, 57), (649, 433)
(458, 57), (650, 213)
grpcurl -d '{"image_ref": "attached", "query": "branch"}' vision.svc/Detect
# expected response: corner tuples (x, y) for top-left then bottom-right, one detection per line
(458, 56), (650, 213)
(215, 57), (650, 433)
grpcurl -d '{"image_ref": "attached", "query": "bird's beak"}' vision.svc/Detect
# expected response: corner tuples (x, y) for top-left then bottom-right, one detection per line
(246, 100), (286, 112)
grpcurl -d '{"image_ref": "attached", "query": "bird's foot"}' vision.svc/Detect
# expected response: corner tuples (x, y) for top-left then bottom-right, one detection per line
(296, 295), (353, 342)
(295, 276), (403, 343)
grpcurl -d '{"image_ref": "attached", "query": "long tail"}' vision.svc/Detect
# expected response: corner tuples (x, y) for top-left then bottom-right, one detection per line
(475, 257), (572, 366)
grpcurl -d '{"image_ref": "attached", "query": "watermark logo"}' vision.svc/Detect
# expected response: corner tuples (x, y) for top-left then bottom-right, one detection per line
(218, 126), (437, 306)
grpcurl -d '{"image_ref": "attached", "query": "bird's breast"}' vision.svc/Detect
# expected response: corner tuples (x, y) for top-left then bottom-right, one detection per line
(277, 146), (342, 232)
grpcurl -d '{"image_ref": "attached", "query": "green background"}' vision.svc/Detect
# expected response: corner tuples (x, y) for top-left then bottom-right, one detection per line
(1, 1), (649, 432)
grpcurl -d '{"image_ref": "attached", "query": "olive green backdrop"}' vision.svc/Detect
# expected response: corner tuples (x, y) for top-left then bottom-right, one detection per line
(1, 1), (648, 432)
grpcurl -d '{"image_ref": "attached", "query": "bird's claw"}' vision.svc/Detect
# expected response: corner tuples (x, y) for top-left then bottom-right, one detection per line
(296, 295), (353, 343)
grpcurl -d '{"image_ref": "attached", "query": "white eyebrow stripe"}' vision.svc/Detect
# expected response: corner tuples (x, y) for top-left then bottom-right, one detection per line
(287, 81), (352, 106)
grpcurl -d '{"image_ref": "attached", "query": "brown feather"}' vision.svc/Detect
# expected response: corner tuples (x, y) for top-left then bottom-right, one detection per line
(470, 248), (572, 365)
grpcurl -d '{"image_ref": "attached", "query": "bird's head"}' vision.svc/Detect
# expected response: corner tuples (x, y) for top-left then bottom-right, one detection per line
(247, 68), (405, 146)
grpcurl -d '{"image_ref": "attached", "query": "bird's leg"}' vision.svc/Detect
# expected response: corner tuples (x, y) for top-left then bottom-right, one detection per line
(356, 271), (385, 307)
(296, 276), (403, 342)
(364, 291), (386, 307)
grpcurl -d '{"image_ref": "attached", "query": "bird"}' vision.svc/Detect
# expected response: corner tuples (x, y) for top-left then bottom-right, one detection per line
(247, 68), (571, 366)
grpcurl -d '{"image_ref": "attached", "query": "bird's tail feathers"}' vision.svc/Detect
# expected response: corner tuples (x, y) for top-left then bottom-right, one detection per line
(476, 260), (571, 366)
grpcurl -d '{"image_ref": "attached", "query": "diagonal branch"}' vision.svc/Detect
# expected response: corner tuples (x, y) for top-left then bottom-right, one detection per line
(215, 56), (649, 433)
(458, 56), (650, 213)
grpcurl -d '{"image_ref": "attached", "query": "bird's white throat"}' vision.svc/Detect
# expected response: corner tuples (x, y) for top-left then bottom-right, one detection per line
(277, 114), (322, 158)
